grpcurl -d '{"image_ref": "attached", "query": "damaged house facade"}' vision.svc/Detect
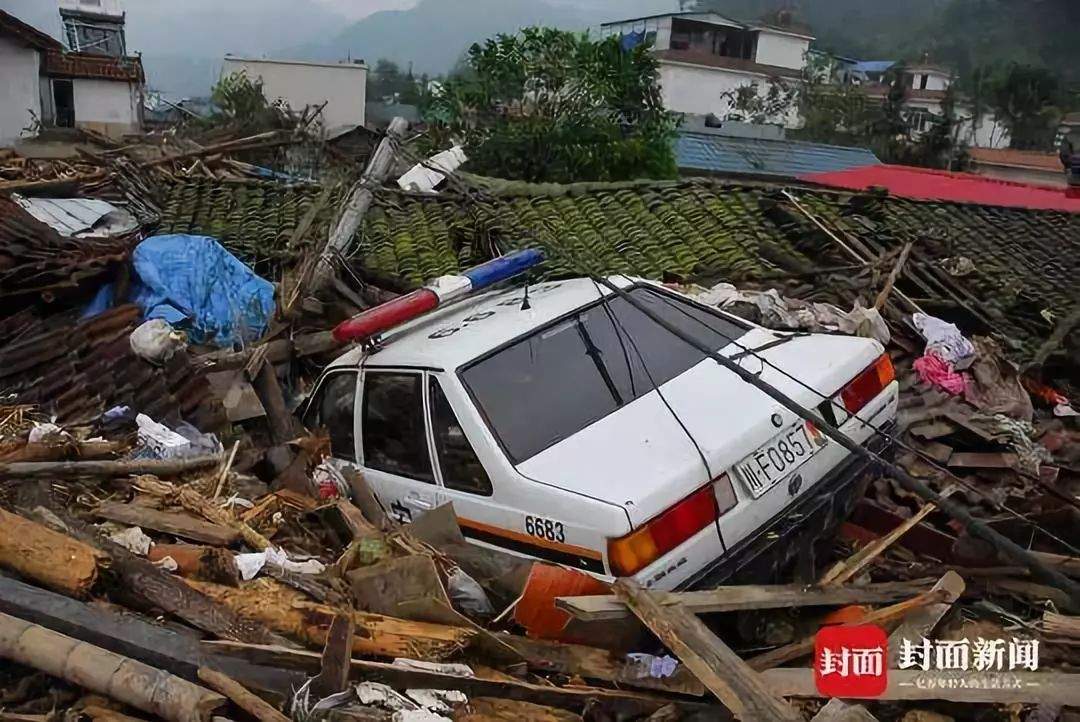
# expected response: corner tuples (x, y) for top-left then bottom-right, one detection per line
(0, 1), (144, 145)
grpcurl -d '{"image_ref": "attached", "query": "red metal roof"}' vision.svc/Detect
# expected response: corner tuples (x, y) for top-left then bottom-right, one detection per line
(801, 163), (1080, 213)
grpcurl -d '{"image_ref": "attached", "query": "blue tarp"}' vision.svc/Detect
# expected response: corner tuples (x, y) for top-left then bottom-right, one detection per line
(85, 235), (275, 348)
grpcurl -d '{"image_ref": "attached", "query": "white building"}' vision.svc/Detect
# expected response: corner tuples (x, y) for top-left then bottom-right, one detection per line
(601, 12), (812, 128)
(852, 62), (1010, 149)
(0, 5), (144, 145)
(221, 57), (368, 131)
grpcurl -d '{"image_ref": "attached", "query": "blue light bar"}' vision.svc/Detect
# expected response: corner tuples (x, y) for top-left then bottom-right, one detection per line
(462, 248), (544, 292)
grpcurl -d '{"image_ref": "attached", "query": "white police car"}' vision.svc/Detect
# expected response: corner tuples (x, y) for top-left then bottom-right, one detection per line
(304, 251), (898, 590)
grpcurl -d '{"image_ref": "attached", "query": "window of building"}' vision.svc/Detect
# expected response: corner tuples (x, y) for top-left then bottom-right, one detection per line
(302, 371), (358, 462)
(919, 74), (929, 90)
(64, 20), (126, 57)
(429, 377), (492, 496)
(362, 372), (434, 483)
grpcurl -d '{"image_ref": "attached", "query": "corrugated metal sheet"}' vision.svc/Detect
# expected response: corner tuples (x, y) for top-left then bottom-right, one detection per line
(12, 196), (134, 237)
(676, 132), (880, 178)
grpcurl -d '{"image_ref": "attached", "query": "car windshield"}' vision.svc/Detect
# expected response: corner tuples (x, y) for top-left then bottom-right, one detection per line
(460, 286), (750, 464)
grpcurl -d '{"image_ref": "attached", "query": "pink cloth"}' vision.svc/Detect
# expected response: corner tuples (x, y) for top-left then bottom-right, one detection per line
(913, 351), (968, 395)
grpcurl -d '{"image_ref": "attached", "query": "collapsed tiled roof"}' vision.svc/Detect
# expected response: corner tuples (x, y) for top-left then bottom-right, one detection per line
(0, 196), (130, 308)
(0, 304), (225, 430)
(156, 178), (345, 271)
(156, 176), (1080, 361)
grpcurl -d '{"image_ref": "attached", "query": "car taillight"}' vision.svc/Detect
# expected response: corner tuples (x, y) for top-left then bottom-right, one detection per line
(608, 475), (735, 577)
(839, 354), (895, 414)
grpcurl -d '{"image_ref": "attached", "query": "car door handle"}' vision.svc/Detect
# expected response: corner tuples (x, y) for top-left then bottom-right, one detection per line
(407, 495), (433, 510)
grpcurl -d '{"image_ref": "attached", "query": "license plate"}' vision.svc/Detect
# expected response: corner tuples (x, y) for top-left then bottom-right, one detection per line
(736, 421), (829, 498)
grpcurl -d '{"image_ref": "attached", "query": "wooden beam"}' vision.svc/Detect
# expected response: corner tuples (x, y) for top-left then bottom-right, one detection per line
(0, 508), (100, 597)
(763, 668), (1080, 705)
(204, 641), (723, 719)
(197, 668), (290, 722)
(613, 578), (801, 722)
(819, 498), (945, 586)
(557, 579), (936, 622)
(0, 574), (300, 695)
(95, 503), (239, 546)
(0, 455), (222, 480)
(887, 571), (965, 667)
(492, 633), (705, 697)
(747, 587), (951, 672)
(309, 614), (355, 699)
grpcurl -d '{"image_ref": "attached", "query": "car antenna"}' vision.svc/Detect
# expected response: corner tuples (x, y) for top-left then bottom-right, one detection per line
(520, 273), (532, 310)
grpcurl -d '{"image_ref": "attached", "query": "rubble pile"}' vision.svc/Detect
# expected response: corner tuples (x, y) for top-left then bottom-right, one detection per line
(1, 120), (1080, 722)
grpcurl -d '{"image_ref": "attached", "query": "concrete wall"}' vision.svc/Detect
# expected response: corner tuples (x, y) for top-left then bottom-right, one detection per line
(659, 60), (800, 128)
(72, 78), (141, 137)
(0, 36), (42, 146)
(753, 30), (808, 70)
(222, 57), (367, 130)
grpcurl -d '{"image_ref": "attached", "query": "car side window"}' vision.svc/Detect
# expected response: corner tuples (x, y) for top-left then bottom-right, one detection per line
(302, 372), (357, 462)
(429, 377), (492, 496)
(362, 371), (434, 483)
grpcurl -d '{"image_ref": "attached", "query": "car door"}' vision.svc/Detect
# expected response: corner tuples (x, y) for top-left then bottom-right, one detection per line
(358, 369), (438, 525)
(301, 369), (360, 466)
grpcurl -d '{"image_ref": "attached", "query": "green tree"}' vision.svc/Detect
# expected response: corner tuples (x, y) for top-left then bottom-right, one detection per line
(209, 71), (281, 129)
(982, 63), (1063, 149)
(424, 27), (679, 183)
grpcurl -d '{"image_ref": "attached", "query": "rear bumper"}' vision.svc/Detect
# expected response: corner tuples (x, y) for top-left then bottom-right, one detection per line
(681, 422), (895, 590)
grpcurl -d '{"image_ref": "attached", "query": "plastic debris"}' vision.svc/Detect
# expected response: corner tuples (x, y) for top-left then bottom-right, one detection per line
(912, 312), (976, 369)
(136, 414), (193, 459)
(446, 567), (495, 617)
(27, 423), (67, 444)
(398, 146), (468, 194)
(625, 653), (680, 679)
(108, 527), (153, 556)
(234, 546), (326, 581)
(130, 319), (187, 366)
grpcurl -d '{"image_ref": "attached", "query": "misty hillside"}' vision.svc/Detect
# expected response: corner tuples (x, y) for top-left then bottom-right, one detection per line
(699, 0), (1080, 82)
(303, 0), (676, 75)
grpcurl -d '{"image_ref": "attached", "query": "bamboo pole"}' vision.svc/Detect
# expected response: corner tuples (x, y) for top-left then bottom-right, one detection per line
(0, 612), (224, 722)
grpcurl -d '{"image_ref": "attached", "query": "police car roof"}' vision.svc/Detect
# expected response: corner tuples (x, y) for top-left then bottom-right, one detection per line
(327, 276), (637, 372)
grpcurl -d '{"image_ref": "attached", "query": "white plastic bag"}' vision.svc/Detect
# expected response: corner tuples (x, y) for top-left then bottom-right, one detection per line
(130, 319), (186, 366)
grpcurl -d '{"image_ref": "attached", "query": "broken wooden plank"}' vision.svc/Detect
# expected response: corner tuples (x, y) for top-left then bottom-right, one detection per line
(747, 587), (951, 672)
(133, 476), (271, 551)
(0, 507), (100, 597)
(947, 452), (1019, 469)
(0, 455), (222, 479)
(762, 667), (1080, 705)
(187, 577), (475, 660)
(95, 503), (239, 546)
(819, 496), (949, 586)
(810, 699), (879, 722)
(493, 633), (705, 697)
(204, 641), (723, 718)
(309, 614), (355, 700)
(887, 571), (965, 667)
(613, 578), (801, 722)
(0, 611), (224, 722)
(197, 668), (289, 722)
(557, 579), (936, 622)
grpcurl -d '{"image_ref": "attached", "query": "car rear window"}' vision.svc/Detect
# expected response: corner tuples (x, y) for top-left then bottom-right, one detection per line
(460, 286), (749, 464)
